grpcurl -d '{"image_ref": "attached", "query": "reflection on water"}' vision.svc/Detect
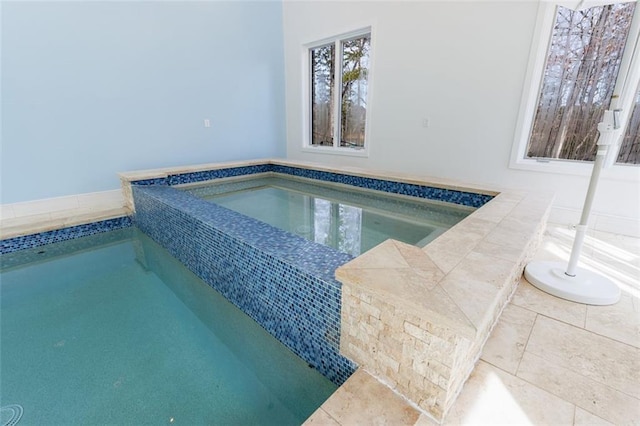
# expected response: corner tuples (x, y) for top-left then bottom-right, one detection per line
(314, 199), (362, 257)
(188, 176), (472, 256)
(204, 185), (450, 255)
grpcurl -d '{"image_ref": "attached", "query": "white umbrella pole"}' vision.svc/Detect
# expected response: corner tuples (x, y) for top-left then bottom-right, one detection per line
(524, 3), (640, 306)
(524, 112), (621, 306)
(565, 112), (616, 278)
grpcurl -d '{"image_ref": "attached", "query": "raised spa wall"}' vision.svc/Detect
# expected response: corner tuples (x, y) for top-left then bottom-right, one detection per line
(120, 159), (553, 423)
(132, 182), (356, 385)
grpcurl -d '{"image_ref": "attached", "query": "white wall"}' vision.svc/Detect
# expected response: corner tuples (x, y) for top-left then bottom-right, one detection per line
(283, 1), (640, 235)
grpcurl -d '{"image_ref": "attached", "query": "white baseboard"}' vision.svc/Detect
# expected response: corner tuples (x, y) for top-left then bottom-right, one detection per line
(549, 206), (640, 238)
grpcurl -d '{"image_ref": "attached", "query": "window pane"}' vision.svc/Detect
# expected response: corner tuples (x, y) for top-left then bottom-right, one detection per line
(527, 3), (635, 162)
(311, 44), (335, 147)
(617, 85), (640, 164)
(340, 35), (370, 148)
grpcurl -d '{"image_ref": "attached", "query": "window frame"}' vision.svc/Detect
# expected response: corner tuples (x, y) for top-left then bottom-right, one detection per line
(509, 1), (640, 178)
(302, 27), (374, 157)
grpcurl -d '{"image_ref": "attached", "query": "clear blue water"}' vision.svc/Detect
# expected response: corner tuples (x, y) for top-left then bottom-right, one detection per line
(0, 229), (336, 425)
(186, 176), (472, 256)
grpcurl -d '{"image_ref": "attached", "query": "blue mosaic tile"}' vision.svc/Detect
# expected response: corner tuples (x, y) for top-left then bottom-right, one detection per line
(0, 227), (133, 270)
(168, 164), (271, 186)
(0, 216), (133, 255)
(130, 163), (494, 208)
(131, 177), (169, 186)
(127, 162), (495, 384)
(270, 165), (494, 208)
(133, 185), (356, 385)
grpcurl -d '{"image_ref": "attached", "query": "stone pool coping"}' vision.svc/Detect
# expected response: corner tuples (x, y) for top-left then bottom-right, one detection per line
(334, 186), (551, 422)
(118, 158), (498, 212)
(0, 212), (132, 254)
(0, 208), (128, 240)
(120, 158), (553, 423)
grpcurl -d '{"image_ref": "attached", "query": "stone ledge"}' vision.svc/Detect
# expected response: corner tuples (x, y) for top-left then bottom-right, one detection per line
(0, 207), (129, 240)
(336, 190), (553, 421)
(305, 369), (422, 425)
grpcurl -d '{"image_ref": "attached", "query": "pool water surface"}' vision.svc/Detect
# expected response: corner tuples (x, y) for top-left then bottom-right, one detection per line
(0, 229), (336, 425)
(185, 175), (473, 256)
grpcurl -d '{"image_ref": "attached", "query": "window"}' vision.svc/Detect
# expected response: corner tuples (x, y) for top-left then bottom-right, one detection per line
(307, 30), (371, 154)
(512, 2), (640, 172)
(618, 84), (640, 163)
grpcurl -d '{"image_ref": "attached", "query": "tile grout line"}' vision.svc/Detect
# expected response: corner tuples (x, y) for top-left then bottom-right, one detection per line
(514, 350), (639, 424)
(534, 311), (640, 352)
(514, 312), (539, 377)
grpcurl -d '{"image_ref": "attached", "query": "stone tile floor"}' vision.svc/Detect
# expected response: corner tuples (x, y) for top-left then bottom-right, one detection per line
(308, 223), (640, 425)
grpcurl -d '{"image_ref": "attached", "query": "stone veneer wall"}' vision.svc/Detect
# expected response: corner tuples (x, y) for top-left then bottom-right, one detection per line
(132, 184), (356, 385)
(337, 190), (552, 421)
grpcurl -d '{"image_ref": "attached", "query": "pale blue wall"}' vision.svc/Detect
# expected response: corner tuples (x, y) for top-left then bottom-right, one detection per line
(1, 1), (286, 203)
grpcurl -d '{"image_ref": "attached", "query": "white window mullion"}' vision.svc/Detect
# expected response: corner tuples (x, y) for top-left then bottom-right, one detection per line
(333, 40), (342, 150)
(612, 4), (640, 164)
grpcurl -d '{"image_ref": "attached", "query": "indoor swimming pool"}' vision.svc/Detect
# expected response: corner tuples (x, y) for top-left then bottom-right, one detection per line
(1, 159), (546, 423)
(127, 162), (492, 387)
(184, 175), (472, 256)
(0, 228), (336, 425)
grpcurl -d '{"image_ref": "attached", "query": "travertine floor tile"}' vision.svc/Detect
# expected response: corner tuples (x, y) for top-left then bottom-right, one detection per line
(525, 315), (640, 399)
(481, 304), (537, 375)
(590, 240), (640, 270)
(426, 218), (494, 257)
(440, 275), (501, 330)
(49, 207), (94, 220)
(319, 369), (420, 425)
(573, 407), (615, 426)
(585, 294), (640, 349)
(322, 222), (638, 426)
(470, 200), (517, 223)
(483, 226), (535, 252)
(516, 352), (640, 425)
(304, 408), (340, 425)
(444, 361), (574, 425)
(413, 412), (439, 426)
(444, 251), (515, 287)
(0, 204), (16, 220)
(1, 212), (53, 228)
(472, 240), (524, 263)
(590, 229), (640, 253)
(422, 247), (463, 275)
(1, 207), (129, 240)
(343, 240), (410, 269)
(538, 225), (597, 259)
(512, 279), (587, 328)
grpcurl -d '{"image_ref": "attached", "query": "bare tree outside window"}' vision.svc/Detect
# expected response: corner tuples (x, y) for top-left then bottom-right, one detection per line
(527, 3), (638, 164)
(309, 32), (371, 150)
(340, 35), (370, 148)
(311, 44), (334, 146)
(617, 85), (640, 164)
